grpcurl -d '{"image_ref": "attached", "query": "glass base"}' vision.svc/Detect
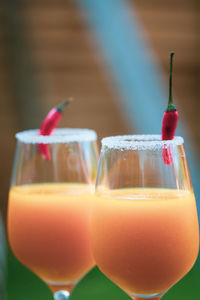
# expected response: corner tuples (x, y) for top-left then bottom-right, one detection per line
(54, 290), (70, 300)
(130, 291), (165, 300)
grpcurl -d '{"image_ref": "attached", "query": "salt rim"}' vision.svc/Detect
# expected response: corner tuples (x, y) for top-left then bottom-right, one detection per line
(15, 128), (97, 144)
(101, 135), (184, 151)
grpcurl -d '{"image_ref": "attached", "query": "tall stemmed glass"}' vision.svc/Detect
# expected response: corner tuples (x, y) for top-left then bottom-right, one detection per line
(92, 135), (199, 300)
(8, 128), (98, 300)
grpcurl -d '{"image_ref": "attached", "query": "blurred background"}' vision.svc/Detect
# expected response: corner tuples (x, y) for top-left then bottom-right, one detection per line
(0, 0), (199, 299)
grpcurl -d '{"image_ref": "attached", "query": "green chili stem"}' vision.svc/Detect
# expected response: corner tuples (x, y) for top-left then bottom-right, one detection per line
(57, 98), (73, 112)
(168, 52), (174, 106)
(166, 52), (176, 112)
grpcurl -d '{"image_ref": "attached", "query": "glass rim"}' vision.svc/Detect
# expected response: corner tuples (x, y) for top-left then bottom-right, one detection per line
(101, 134), (184, 151)
(15, 128), (97, 144)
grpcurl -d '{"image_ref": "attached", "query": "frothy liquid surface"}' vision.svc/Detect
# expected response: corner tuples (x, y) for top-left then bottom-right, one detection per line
(92, 188), (199, 295)
(8, 183), (95, 283)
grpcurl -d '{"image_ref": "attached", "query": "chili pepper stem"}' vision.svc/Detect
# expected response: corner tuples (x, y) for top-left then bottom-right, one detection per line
(56, 98), (73, 113)
(167, 52), (176, 112)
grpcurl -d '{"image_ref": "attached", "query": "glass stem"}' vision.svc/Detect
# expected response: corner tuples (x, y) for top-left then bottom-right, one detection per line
(54, 290), (70, 300)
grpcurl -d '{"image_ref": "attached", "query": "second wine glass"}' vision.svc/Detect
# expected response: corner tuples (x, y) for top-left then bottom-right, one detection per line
(92, 134), (199, 300)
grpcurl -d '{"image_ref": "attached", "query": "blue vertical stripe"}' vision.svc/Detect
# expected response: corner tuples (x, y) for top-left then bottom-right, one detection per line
(76, 0), (200, 227)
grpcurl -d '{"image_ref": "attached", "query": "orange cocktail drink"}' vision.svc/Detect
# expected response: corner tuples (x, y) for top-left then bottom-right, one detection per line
(92, 188), (199, 295)
(8, 183), (95, 283)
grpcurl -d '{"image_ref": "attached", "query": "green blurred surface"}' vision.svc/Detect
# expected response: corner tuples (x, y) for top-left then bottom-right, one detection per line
(5, 246), (200, 300)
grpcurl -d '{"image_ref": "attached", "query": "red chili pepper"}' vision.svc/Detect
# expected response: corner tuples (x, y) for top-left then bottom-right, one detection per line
(161, 52), (179, 165)
(38, 99), (72, 160)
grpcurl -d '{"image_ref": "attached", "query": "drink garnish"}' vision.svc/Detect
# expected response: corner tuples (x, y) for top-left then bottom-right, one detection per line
(38, 98), (72, 160)
(161, 52), (179, 165)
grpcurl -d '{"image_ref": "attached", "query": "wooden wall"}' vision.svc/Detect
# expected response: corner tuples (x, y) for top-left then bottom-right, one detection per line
(0, 0), (199, 216)
(134, 0), (200, 149)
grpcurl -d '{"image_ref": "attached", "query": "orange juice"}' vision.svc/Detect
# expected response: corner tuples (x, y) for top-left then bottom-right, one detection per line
(8, 183), (95, 284)
(92, 188), (199, 295)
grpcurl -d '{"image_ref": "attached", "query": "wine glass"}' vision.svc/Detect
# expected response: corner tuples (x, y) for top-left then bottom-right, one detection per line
(8, 128), (98, 300)
(92, 134), (199, 300)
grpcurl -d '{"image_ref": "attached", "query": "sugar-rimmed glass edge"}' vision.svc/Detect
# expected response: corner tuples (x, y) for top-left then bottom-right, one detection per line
(101, 135), (184, 151)
(15, 128), (97, 144)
